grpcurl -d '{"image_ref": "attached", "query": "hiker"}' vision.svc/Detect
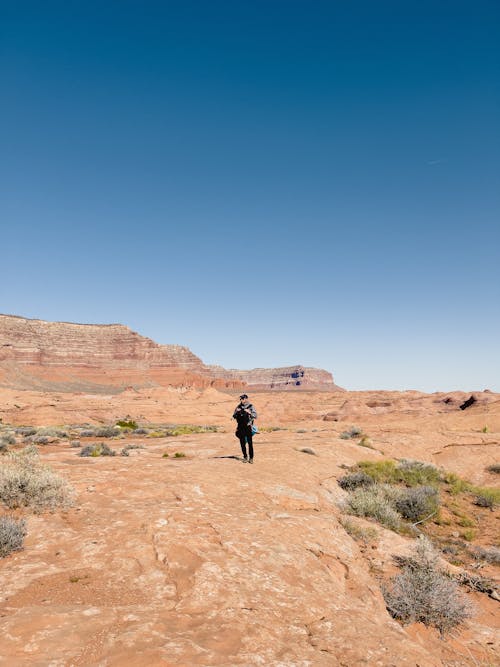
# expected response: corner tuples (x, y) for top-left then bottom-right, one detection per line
(233, 393), (257, 463)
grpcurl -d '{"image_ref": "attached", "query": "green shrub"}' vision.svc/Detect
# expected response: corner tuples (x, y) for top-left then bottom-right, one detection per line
(382, 537), (473, 635)
(0, 516), (27, 557)
(116, 420), (138, 430)
(174, 452), (186, 458)
(0, 446), (73, 513)
(358, 459), (440, 487)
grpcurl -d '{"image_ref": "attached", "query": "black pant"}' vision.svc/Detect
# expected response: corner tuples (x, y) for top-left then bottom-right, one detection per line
(238, 426), (253, 460)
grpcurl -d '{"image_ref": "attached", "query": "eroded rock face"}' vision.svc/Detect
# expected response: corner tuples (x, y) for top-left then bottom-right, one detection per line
(0, 314), (338, 392)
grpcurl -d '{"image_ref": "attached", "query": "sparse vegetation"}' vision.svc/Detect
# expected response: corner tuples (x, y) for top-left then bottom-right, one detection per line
(0, 446), (73, 513)
(340, 517), (378, 544)
(1, 433), (16, 445)
(174, 452), (186, 458)
(70, 440), (81, 448)
(162, 452), (169, 458)
(0, 516), (27, 557)
(79, 443), (116, 457)
(340, 426), (363, 439)
(382, 537), (473, 635)
(94, 426), (120, 438)
(357, 436), (374, 449)
(486, 463), (500, 474)
(358, 459), (441, 487)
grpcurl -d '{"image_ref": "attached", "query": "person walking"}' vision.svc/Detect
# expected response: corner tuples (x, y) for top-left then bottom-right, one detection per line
(233, 393), (257, 463)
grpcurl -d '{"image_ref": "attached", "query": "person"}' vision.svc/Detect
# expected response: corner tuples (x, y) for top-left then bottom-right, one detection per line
(233, 393), (257, 463)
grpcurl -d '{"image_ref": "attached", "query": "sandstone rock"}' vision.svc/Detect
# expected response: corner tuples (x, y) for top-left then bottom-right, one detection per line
(0, 314), (338, 392)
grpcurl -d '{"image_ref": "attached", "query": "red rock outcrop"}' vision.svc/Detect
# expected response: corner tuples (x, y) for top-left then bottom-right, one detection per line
(0, 314), (339, 392)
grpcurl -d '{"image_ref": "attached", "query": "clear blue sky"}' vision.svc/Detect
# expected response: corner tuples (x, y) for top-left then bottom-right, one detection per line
(1, 1), (499, 391)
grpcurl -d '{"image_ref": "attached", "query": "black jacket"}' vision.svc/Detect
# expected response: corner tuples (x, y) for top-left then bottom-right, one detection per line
(233, 402), (257, 428)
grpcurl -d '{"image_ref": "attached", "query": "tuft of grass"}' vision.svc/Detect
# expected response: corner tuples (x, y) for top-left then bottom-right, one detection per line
(0, 516), (27, 557)
(461, 529), (476, 542)
(174, 452), (186, 458)
(357, 436), (374, 449)
(162, 452), (169, 458)
(358, 459), (441, 487)
(0, 446), (73, 513)
(480, 425), (489, 433)
(382, 537), (473, 635)
(471, 545), (500, 565)
(340, 518), (378, 544)
(260, 426), (286, 432)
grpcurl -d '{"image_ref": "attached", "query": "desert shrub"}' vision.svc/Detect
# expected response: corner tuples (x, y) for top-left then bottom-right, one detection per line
(116, 419), (138, 430)
(486, 463), (500, 474)
(120, 443), (144, 456)
(14, 427), (37, 436)
(133, 428), (149, 435)
(345, 484), (402, 532)
(443, 472), (471, 495)
(382, 537), (473, 635)
(32, 435), (50, 445)
(395, 486), (440, 522)
(94, 426), (119, 438)
(0, 516), (27, 557)
(0, 442), (8, 455)
(162, 452), (169, 458)
(70, 440), (81, 448)
(340, 426), (363, 439)
(1, 433), (16, 445)
(174, 452), (186, 458)
(260, 426), (285, 432)
(167, 425), (217, 436)
(357, 436), (374, 449)
(79, 443), (116, 457)
(338, 472), (375, 491)
(36, 427), (68, 438)
(79, 429), (97, 438)
(471, 546), (500, 565)
(0, 446), (73, 513)
(461, 529), (476, 541)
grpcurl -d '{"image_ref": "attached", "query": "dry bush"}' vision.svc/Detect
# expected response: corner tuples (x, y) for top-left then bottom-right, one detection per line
(340, 426), (363, 439)
(345, 484), (402, 531)
(120, 443), (145, 457)
(382, 537), (473, 635)
(80, 443), (116, 457)
(338, 472), (374, 491)
(0, 516), (27, 557)
(486, 463), (500, 474)
(0, 446), (73, 513)
(340, 517), (378, 544)
(395, 486), (440, 522)
(471, 546), (500, 565)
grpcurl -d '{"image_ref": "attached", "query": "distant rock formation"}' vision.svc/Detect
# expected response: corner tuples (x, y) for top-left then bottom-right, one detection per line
(0, 314), (340, 393)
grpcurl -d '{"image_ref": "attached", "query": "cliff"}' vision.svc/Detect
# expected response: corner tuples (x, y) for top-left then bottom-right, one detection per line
(0, 314), (339, 392)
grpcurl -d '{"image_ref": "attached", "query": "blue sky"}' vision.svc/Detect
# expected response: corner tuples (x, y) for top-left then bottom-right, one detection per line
(1, 1), (499, 391)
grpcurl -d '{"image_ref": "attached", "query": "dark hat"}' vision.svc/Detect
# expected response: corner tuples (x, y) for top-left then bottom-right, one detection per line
(239, 393), (248, 399)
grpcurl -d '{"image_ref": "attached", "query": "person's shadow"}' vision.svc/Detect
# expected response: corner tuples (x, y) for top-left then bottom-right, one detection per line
(211, 455), (244, 461)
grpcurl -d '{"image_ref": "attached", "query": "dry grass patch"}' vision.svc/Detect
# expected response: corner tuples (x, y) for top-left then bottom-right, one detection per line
(0, 446), (73, 513)
(0, 516), (27, 557)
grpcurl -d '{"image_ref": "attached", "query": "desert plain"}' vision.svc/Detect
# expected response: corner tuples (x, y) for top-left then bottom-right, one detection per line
(0, 385), (499, 667)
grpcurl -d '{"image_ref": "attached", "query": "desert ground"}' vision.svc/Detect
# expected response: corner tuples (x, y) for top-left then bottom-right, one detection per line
(0, 387), (499, 666)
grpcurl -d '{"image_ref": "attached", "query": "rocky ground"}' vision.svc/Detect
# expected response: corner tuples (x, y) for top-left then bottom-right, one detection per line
(0, 388), (499, 666)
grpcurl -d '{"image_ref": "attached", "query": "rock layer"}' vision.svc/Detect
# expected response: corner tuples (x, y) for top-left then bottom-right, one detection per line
(0, 314), (339, 392)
